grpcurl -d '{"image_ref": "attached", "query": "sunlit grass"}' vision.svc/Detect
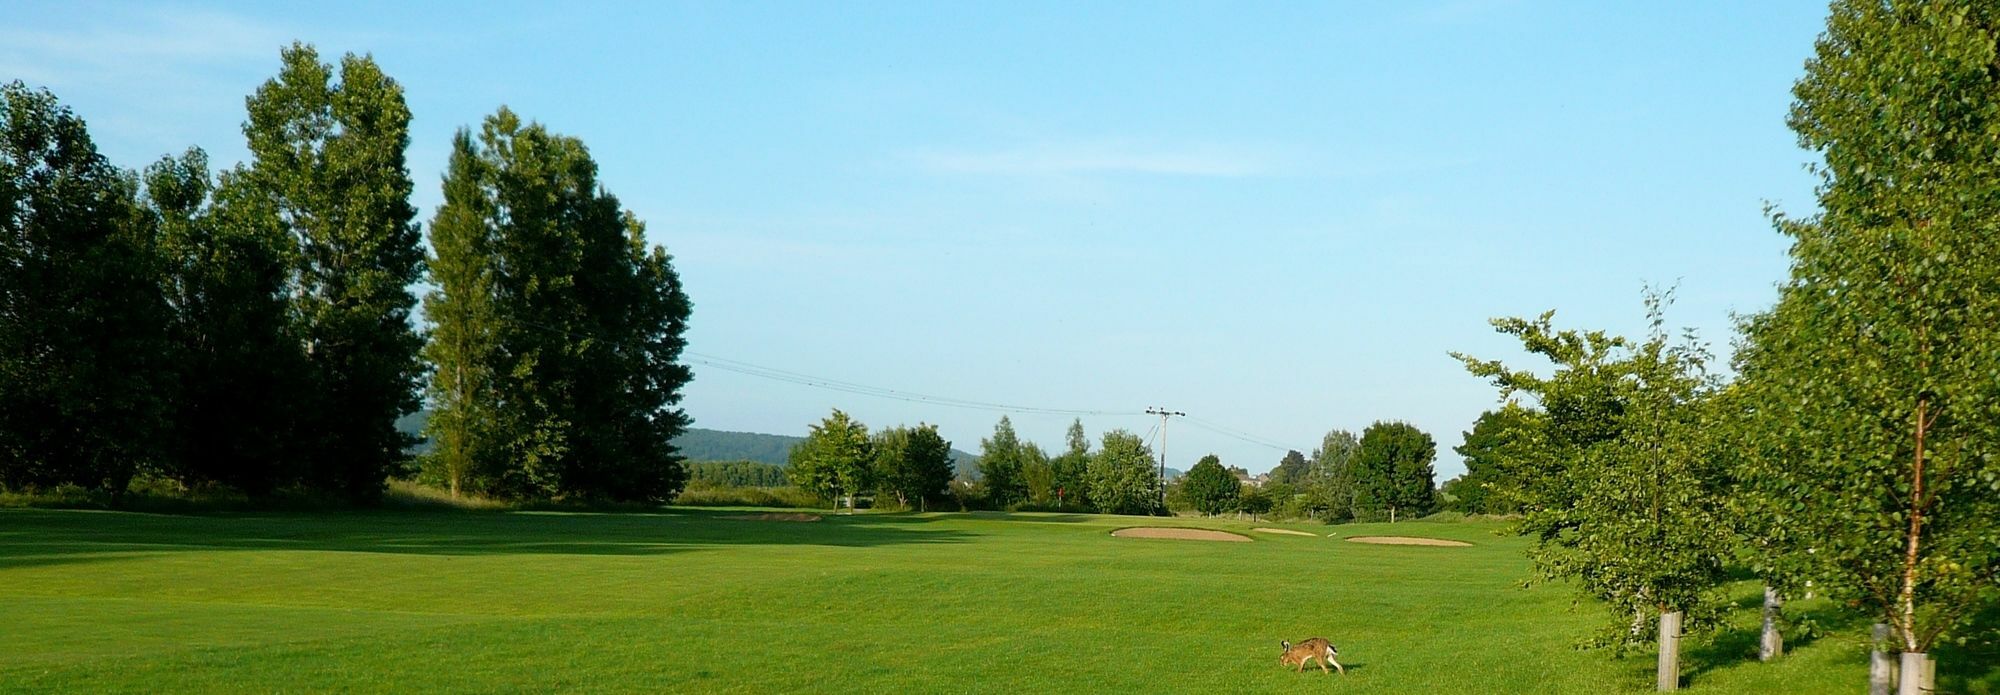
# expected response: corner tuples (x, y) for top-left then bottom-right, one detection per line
(0, 508), (1953, 693)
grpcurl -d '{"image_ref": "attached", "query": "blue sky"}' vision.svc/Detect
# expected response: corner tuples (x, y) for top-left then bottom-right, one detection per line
(5, 1), (1831, 478)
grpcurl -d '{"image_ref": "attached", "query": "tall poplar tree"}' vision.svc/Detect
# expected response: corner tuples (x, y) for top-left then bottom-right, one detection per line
(423, 108), (693, 501)
(1049, 419), (1091, 507)
(1307, 429), (1359, 521)
(419, 131), (500, 498)
(978, 415), (1027, 506)
(238, 44), (424, 501)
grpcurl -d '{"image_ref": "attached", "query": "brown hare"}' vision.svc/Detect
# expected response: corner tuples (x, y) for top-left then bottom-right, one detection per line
(1279, 637), (1344, 674)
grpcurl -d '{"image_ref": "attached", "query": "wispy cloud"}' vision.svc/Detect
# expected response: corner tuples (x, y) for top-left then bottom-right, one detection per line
(0, 7), (290, 91)
(910, 140), (1274, 178)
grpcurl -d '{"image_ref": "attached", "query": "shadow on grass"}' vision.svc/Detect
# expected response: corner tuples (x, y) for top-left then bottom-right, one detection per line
(960, 511), (1101, 524)
(1935, 599), (2000, 694)
(0, 506), (975, 570)
(1682, 583), (1890, 687)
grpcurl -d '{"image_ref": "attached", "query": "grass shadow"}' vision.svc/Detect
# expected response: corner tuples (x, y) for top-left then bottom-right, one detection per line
(0, 506), (976, 570)
(1683, 583), (1874, 685)
(1934, 599), (2000, 693)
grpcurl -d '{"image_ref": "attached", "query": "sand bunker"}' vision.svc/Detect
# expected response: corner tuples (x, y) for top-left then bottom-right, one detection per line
(1111, 527), (1251, 542)
(1253, 527), (1318, 537)
(1342, 535), (1472, 547)
(723, 513), (822, 522)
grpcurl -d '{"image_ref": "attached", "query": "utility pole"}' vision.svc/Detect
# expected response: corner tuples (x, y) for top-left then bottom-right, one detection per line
(1146, 407), (1184, 512)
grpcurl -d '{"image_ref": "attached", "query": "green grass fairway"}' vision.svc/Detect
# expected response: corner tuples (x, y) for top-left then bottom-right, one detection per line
(0, 508), (1888, 692)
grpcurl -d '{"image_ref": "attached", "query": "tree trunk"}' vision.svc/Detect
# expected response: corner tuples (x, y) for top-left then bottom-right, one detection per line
(1657, 610), (1681, 691)
(1759, 585), (1783, 661)
(1897, 398), (1931, 652)
(1898, 652), (1926, 695)
(1870, 624), (1894, 695)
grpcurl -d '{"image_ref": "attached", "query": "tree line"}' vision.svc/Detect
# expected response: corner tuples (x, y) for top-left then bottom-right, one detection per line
(0, 43), (693, 504)
(783, 412), (1164, 515)
(1446, 4), (2000, 691)
(1176, 421), (1439, 522)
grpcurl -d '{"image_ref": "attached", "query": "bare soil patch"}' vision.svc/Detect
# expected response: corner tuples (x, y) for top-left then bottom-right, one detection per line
(1111, 527), (1251, 542)
(1253, 527), (1318, 537)
(722, 513), (822, 522)
(1342, 535), (1471, 547)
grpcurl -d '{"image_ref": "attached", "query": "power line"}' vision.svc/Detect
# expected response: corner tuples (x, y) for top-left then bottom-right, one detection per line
(500, 320), (1303, 454)
(685, 351), (1145, 417)
(1181, 415), (1299, 452)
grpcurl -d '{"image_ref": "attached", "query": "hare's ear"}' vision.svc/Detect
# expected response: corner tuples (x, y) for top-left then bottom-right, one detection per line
(1280, 641), (1291, 650)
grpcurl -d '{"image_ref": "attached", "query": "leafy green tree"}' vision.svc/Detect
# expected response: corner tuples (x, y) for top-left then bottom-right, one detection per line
(238, 45), (424, 501)
(1268, 449), (1309, 486)
(422, 108), (693, 502)
(872, 423), (953, 510)
(978, 416), (1028, 507)
(1181, 454), (1239, 516)
(1446, 405), (1534, 514)
(0, 82), (172, 493)
(147, 148), (309, 495)
(1239, 483), (1273, 521)
(1020, 442), (1053, 506)
(1050, 418), (1091, 508)
(419, 130), (501, 498)
(1456, 298), (1733, 661)
(1088, 429), (1158, 515)
(685, 460), (788, 488)
(788, 409), (872, 510)
(1734, 0), (2000, 665)
(1306, 429), (1359, 521)
(1351, 421), (1438, 522)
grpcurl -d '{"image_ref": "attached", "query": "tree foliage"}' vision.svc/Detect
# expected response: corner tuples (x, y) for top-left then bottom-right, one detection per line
(1307, 429), (1359, 521)
(420, 107), (693, 502)
(1444, 405), (1534, 514)
(873, 423), (954, 510)
(0, 82), (171, 493)
(1088, 429), (1158, 515)
(1351, 421), (1438, 522)
(685, 460), (788, 488)
(1019, 442), (1054, 506)
(1238, 483), (1273, 520)
(419, 130), (501, 498)
(978, 416), (1028, 507)
(1733, 0), (2000, 653)
(1181, 454), (1240, 516)
(148, 147), (309, 496)
(1268, 449), (1309, 486)
(1049, 419), (1092, 508)
(789, 409), (872, 508)
(1455, 298), (1732, 651)
(238, 44), (425, 501)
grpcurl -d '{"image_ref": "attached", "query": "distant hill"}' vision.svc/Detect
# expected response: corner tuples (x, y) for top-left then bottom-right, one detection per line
(672, 428), (801, 466)
(397, 412), (977, 475)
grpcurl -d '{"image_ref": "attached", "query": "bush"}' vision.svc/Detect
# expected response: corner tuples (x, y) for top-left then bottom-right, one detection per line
(672, 485), (821, 509)
(382, 480), (513, 511)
